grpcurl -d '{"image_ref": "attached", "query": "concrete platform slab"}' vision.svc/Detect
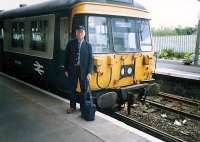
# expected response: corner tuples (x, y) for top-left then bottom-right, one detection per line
(0, 72), (163, 142)
(155, 68), (200, 80)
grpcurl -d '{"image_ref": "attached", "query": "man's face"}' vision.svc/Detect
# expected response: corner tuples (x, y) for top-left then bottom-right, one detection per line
(76, 30), (85, 41)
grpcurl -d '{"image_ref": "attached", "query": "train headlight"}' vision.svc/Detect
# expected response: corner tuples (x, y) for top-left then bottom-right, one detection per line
(120, 65), (134, 79)
(127, 67), (133, 75)
(121, 67), (125, 76)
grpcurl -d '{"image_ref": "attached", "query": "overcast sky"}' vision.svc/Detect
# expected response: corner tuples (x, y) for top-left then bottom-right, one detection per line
(139, 0), (200, 28)
(0, 0), (200, 28)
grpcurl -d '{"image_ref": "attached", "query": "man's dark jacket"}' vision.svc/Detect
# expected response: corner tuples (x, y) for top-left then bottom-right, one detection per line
(64, 39), (92, 79)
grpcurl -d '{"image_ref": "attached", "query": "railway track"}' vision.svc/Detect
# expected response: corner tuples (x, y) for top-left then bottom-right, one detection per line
(146, 92), (200, 120)
(112, 91), (200, 142)
(158, 92), (200, 107)
(112, 112), (186, 142)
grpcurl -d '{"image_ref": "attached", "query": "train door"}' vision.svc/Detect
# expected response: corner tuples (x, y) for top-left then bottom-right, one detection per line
(55, 17), (70, 93)
(0, 22), (3, 71)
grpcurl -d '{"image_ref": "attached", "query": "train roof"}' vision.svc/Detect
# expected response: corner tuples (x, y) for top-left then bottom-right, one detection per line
(0, 0), (147, 20)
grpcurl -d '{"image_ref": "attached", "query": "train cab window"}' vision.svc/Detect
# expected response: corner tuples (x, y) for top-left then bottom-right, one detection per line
(11, 22), (24, 48)
(88, 16), (110, 53)
(139, 20), (152, 51)
(111, 18), (137, 52)
(112, 0), (132, 3)
(31, 20), (48, 52)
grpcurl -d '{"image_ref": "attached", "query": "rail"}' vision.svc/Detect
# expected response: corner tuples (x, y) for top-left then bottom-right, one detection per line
(158, 92), (200, 106)
(112, 112), (186, 142)
(145, 99), (200, 120)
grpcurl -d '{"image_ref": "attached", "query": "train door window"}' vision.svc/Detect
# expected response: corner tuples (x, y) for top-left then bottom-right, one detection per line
(0, 27), (3, 39)
(138, 20), (152, 51)
(88, 16), (110, 53)
(0, 26), (3, 51)
(111, 18), (137, 52)
(60, 17), (68, 50)
(11, 22), (24, 48)
(30, 20), (48, 52)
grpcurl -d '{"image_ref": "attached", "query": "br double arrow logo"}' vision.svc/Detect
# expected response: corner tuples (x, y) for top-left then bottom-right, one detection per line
(33, 61), (44, 75)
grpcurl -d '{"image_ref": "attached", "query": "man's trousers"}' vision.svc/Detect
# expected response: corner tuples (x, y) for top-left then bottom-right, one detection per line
(68, 66), (88, 110)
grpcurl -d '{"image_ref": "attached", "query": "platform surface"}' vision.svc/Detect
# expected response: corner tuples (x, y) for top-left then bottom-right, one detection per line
(0, 73), (162, 142)
(155, 68), (200, 80)
(155, 59), (200, 80)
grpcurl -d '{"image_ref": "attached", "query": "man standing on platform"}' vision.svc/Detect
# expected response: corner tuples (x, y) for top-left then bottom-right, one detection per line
(64, 25), (92, 113)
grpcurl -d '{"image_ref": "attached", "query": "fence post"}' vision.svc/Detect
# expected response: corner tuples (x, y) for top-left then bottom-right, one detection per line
(194, 19), (200, 65)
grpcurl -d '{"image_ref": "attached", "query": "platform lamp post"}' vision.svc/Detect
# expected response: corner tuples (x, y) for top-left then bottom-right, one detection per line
(194, 12), (200, 65)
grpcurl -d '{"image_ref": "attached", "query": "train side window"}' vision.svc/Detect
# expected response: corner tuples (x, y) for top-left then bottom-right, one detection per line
(30, 20), (48, 52)
(3, 14), (54, 59)
(11, 22), (24, 48)
(88, 16), (110, 53)
(139, 20), (152, 51)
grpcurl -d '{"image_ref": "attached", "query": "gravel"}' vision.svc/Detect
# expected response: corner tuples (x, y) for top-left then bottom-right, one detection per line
(119, 103), (200, 142)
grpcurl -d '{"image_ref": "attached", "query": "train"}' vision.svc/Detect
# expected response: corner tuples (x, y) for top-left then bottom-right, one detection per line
(0, 0), (154, 110)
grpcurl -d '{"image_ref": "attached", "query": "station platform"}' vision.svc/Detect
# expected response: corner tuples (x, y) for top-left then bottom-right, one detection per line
(155, 68), (200, 80)
(155, 59), (200, 80)
(0, 72), (162, 142)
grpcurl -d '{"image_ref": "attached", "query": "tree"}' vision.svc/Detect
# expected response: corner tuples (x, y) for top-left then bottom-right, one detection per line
(152, 26), (197, 36)
(175, 27), (196, 35)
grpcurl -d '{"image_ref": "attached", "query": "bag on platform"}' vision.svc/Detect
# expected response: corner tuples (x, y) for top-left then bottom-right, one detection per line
(81, 85), (96, 121)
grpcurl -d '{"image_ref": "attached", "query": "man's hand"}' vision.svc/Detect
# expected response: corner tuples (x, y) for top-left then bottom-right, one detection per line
(65, 71), (68, 77)
(87, 73), (91, 81)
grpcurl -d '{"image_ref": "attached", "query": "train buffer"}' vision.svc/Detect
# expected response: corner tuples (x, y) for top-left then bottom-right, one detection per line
(0, 73), (162, 142)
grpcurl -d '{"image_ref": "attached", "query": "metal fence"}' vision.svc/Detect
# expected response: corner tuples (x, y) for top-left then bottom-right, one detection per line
(152, 35), (197, 53)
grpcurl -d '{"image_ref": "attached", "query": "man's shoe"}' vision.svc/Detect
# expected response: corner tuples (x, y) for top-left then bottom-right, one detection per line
(67, 108), (75, 114)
